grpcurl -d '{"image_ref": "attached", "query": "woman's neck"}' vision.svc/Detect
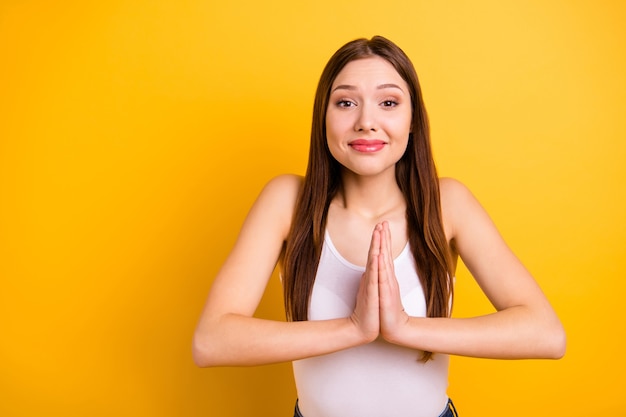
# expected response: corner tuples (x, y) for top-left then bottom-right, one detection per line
(333, 168), (405, 219)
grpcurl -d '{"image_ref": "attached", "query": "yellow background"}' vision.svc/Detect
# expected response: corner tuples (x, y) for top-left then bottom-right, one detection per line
(1, 1), (624, 416)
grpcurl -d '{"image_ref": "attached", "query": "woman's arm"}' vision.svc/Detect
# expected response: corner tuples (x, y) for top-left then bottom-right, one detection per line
(378, 178), (566, 359)
(192, 175), (376, 367)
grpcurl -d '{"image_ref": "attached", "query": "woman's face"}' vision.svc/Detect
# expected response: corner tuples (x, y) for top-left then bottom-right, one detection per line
(325, 56), (412, 178)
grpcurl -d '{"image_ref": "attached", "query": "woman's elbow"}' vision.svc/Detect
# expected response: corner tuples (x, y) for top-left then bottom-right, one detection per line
(192, 333), (219, 368)
(549, 324), (567, 359)
(541, 321), (566, 359)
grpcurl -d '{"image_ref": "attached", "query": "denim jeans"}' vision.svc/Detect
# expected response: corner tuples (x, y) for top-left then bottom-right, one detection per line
(438, 399), (459, 417)
(293, 398), (458, 417)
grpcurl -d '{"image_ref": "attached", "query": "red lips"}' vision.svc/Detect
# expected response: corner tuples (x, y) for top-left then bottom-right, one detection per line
(348, 139), (387, 153)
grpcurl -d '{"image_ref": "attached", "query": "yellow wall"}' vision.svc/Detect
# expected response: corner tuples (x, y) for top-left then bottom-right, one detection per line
(1, 1), (624, 416)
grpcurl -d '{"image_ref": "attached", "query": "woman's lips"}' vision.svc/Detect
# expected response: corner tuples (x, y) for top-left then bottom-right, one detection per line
(348, 139), (386, 153)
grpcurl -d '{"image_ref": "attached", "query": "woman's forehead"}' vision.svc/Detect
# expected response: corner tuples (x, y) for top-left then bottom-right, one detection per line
(332, 56), (407, 90)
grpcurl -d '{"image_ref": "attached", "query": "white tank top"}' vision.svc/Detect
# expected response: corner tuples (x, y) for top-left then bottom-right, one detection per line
(292, 231), (449, 417)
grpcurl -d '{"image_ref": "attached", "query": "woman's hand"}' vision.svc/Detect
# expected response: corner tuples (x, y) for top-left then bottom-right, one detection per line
(377, 221), (410, 342)
(350, 224), (382, 343)
(352, 222), (409, 344)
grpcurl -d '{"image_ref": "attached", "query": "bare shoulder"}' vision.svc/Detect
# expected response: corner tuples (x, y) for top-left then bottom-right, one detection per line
(259, 174), (303, 209)
(263, 174), (303, 195)
(438, 177), (483, 239)
(439, 177), (474, 204)
(251, 174), (303, 238)
(439, 177), (476, 211)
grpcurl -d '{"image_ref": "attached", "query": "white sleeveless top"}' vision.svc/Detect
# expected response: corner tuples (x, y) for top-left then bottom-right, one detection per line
(292, 232), (449, 417)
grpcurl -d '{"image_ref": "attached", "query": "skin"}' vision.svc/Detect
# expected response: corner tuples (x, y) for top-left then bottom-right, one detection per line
(192, 57), (566, 367)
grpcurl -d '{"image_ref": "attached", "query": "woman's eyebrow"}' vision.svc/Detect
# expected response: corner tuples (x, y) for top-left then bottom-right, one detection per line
(377, 83), (405, 92)
(331, 84), (356, 92)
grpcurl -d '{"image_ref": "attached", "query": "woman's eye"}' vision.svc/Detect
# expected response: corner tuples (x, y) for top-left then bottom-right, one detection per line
(337, 100), (356, 108)
(382, 100), (398, 107)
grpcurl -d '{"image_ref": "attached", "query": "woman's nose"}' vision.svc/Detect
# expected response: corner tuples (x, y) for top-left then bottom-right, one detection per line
(354, 104), (378, 132)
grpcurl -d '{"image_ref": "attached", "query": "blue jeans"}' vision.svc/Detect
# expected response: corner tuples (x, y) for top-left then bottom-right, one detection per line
(439, 399), (459, 417)
(294, 398), (458, 417)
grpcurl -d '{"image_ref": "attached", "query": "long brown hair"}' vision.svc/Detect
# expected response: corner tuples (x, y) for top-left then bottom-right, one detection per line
(282, 36), (453, 360)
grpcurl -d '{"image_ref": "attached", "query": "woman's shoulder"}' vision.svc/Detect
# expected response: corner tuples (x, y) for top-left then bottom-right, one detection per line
(252, 174), (303, 236)
(439, 177), (472, 201)
(438, 177), (480, 239)
(439, 176), (487, 210)
(261, 174), (303, 200)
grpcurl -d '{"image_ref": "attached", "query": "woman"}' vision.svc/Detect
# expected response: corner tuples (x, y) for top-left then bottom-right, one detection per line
(193, 36), (565, 417)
